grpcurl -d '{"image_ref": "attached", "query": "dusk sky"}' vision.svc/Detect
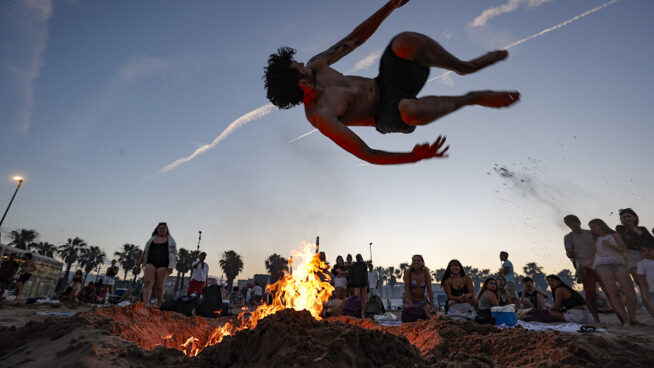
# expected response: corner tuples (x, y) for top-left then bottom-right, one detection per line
(2, 0), (653, 280)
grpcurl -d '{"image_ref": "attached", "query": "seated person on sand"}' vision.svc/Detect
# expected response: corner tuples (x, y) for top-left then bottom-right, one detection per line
(263, 0), (519, 165)
(546, 274), (594, 325)
(636, 244), (654, 320)
(520, 277), (549, 309)
(476, 277), (499, 323)
(496, 275), (518, 306)
(78, 282), (97, 303)
(59, 270), (84, 302)
(331, 255), (349, 299)
(403, 255), (436, 315)
(441, 259), (477, 312)
(228, 286), (246, 313)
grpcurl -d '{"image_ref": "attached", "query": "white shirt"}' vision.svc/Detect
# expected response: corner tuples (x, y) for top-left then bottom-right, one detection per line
(637, 258), (654, 291)
(253, 284), (263, 296)
(367, 270), (379, 289)
(190, 260), (209, 282)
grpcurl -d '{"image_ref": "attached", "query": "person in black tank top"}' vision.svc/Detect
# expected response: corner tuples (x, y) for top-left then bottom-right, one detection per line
(441, 259), (477, 312)
(136, 222), (177, 307)
(546, 274), (594, 324)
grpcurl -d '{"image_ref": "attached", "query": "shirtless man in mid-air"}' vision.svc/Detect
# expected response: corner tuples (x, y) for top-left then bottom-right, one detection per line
(264, 0), (520, 165)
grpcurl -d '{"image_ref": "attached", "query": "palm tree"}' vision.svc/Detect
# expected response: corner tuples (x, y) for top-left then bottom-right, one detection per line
(398, 262), (410, 278)
(57, 237), (88, 283)
(375, 266), (387, 298)
(175, 248), (192, 294)
(79, 246), (106, 284)
(219, 250), (243, 290)
(523, 262), (546, 290)
(431, 268), (446, 283)
(9, 229), (39, 250)
(265, 253), (288, 283)
(556, 269), (575, 287)
(114, 243), (140, 281)
(29, 241), (57, 257)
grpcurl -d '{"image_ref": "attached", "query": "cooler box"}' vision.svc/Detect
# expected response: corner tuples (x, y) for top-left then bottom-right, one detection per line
(492, 311), (517, 326)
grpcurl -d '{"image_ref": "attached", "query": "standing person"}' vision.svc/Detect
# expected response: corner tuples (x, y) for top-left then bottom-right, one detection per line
(589, 218), (638, 326)
(563, 214), (603, 323)
(263, 0), (519, 165)
(636, 245), (654, 319)
(499, 251), (516, 299)
(519, 277), (549, 309)
(345, 254), (354, 297)
(252, 282), (263, 306)
(187, 252), (209, 296)
(0, 253), (19, 299)
(615, 208), (654, 287)
(349, 254), (369, 315)
(403, 254), (435, 315)
(15, 253), (37, 299)
(135, 222), (177, 307)
(105, 260), (119, 295)
(367, 263), (380, 297)
(546, 275), (594, 325)
(331, 256), (348, 299)
(441, 259), (476, 312)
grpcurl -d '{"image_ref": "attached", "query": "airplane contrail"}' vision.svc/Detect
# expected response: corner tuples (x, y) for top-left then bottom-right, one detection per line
(148, 103), (274, 178)
(428, 0), (619, 83)
(291, 0), (620, 141)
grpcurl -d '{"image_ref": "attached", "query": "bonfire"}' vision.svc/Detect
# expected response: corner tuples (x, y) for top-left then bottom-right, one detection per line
(180, 242), (333, 356)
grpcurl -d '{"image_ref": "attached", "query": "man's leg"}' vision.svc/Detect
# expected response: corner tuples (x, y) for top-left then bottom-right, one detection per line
(583, 269), (601, 323)
(398, 90), (520, 126)
(391, 32), (508, 75)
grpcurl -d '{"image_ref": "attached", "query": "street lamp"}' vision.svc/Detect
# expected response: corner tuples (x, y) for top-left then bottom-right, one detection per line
(0, 176), (24, 245)
(369, 242), (373, 263)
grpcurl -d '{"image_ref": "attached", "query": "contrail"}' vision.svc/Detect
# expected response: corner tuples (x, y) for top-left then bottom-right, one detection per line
(148, 103), (275, 178)
(429, 0), (619, 83)
(289, 129), (318, 143)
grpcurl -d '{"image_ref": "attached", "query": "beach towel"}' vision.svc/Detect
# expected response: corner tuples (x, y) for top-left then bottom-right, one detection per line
(446, 302), (476, 321)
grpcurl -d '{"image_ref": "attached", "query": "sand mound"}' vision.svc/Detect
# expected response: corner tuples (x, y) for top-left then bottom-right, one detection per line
(331, 315), (654, 367)
(2, 304), (653, 367)
(197, 309), (428, 368)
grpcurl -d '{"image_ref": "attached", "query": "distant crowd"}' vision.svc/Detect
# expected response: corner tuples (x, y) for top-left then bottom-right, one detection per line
(2, 211), (654, 329)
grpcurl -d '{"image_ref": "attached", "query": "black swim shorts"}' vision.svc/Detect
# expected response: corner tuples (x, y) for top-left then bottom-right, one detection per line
(374, 40), (429, 134)
(17, 273), (32, 283)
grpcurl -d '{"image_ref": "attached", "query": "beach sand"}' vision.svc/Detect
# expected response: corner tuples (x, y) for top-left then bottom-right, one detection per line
(1, 301), (653, 367)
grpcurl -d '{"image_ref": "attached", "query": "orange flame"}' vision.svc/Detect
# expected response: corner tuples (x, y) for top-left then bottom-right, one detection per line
(180, 242), (333, 357)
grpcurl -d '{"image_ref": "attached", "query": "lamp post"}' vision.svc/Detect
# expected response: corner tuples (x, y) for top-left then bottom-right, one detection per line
(369, 242), (373, 263)
(0, 176), (24, 245)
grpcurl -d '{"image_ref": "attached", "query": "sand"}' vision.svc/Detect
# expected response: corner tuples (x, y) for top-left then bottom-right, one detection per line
(1, 301), (653, 368)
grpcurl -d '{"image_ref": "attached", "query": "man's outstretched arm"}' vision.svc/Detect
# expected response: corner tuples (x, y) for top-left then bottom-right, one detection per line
(308, 0), (409, 65)
(311, 111), (448, 165)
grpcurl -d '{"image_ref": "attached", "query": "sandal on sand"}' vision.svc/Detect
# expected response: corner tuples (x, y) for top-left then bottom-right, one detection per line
(578, 325), (596, 333)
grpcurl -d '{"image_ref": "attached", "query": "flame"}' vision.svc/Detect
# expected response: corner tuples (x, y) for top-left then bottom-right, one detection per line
(179, 242), (333, 357)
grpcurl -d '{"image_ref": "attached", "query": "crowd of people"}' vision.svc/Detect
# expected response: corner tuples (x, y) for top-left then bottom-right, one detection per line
(3, 213), (654, 329)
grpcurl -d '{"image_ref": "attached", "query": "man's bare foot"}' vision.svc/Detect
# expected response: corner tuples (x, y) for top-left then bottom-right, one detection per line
(457, 50), (508, 75)
(469, 90), (520, 108)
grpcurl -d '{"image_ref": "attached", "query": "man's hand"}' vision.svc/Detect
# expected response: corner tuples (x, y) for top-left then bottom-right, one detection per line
(412, 136), (450, 161)
(390, 0), (410, 9)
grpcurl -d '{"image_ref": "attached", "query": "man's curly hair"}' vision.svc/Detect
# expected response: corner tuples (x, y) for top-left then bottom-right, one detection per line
(263, 47), (303, 109)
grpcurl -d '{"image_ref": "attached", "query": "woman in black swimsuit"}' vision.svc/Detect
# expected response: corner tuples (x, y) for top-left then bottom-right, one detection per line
(441, 259), (477, 312)
(135, 222), (177, 307)
(546, 274), (593, 325)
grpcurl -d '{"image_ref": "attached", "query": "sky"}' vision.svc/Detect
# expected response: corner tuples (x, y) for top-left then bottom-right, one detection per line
(1, 0), (654, 281)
